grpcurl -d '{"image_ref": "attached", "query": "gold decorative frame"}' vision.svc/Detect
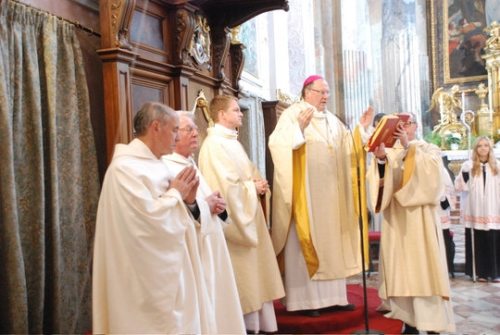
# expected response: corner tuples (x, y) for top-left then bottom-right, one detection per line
(429, 0), (488, 89)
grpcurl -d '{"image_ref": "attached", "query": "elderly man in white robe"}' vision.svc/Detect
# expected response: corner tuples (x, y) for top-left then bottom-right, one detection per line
(367, 113), (455, 334)
(269, 75), (362, 316)
(198, 95), (285, 334)
(92, 102), (214, 334)
(162, 111), (246, 334)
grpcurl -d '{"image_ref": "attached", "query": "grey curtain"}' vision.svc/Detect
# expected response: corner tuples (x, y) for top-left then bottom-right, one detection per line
(0, 1), (100, 333)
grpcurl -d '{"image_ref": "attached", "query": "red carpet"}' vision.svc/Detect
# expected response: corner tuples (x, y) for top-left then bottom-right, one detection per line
(274, 284), (402, 334)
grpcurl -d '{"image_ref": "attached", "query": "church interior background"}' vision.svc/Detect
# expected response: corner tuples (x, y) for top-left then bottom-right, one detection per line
(1, 0), (500, 333)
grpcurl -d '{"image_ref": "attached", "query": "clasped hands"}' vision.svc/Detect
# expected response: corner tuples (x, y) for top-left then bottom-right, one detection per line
(254, 178), (269, 196)
(170, 166), (226, 215)
(205, 191), (226, 215)
(373, 123), (409, 161)
(169, 166), (199, 204)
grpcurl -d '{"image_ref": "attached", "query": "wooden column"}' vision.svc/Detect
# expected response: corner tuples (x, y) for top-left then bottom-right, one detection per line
(98, 0), (136, 163)
(97, 48), (137, 162)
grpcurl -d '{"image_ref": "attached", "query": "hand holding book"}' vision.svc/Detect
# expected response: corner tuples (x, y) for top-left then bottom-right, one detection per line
(365, 114), (410, 152)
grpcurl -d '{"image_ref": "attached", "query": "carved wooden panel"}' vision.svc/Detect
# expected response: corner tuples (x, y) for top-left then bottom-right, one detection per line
(129, 1), (168, 63)
(262, 100), (288, 188)
(229, 42), (244, 89)
(130, 10), (164, 50)
(98, 0), (289, 165)
(173, 7), (195, 67)
(130, 70), (173, 121)
(117, 69), (133, 141)
(211, 27), (231, 80)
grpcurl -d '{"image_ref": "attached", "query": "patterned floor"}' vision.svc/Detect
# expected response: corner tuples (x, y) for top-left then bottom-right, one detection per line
(351, 223), (500, 334)
(449, 222), (500, 335)
(349, 272), (500, 334)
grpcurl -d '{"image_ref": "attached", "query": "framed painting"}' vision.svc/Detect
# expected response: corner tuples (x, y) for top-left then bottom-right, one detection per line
(429, 0), (488, 89)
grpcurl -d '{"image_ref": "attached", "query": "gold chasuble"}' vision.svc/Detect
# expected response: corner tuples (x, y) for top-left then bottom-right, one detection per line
(292, 145), (319, 277)
(269, 101), (362, 280)
(352, 125), (370, 268)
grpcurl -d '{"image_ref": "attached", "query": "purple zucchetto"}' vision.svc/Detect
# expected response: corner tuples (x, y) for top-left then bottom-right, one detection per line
(302, 75), (324, 88)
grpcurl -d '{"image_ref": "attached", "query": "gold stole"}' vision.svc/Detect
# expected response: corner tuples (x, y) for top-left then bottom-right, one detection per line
(352, 126), (370, 268)
(292, 145), (319, 278)
(401, 144), (416, 189)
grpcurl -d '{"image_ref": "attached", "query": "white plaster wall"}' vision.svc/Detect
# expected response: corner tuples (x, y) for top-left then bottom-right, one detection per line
(237, 1), (318, 176)
(287, 0), (316, 97)
(268, 10), (291, 98)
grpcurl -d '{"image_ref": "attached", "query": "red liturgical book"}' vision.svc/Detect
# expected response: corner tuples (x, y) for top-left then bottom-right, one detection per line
(365, 114), (410, 152)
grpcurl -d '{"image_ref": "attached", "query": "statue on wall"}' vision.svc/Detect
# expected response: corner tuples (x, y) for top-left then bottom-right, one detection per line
(485, 21), (500, 52)
(430, 85), (461, 131)
(430, 85), (467, 149)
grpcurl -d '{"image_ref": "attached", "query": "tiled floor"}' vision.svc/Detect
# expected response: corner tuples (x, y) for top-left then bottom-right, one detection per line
(449, 222), (500, 334)
(351, 224), (500, 334)
(349, 272), (500, 334)
(451, 274), (500, 334)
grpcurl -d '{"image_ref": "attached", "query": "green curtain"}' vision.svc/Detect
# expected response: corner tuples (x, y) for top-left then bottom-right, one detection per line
(0, 1), (100, 333)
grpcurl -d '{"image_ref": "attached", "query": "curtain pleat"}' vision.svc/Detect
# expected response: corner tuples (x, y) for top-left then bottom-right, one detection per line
(0, 1), (100, 333)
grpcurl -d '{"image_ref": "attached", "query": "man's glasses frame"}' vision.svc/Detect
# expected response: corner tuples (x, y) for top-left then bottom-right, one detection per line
(178, 126), (198, 133)
(308, 88), (330, 97)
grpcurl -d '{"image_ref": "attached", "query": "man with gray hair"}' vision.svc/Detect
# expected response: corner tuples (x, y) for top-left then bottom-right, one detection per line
(162, 111), (246, 334)
(92, 102), (213, 334)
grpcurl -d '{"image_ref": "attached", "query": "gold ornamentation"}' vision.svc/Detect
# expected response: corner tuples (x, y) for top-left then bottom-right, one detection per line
(430, 86), (461, 130)
(276, 89), (298, 105)
(191, 90), (214, 127)
(485, 21), (500, 53)
(230, 26), (241, 44)
(448, 160), (463, 176)
(430, 85), (467, 149)
(482, 21), (500, 141)
(108, 0), (134, 49)
(110, 0), (122, 42)
(475, 83), (489, 109)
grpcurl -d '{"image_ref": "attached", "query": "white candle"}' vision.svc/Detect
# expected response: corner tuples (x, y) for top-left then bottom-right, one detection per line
(462, 91), (465, 112)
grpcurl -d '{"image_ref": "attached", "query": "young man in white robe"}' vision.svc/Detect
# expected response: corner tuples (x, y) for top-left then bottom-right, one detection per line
(92, 102), (213, 334)
(162, 111), (246, 334)
(198, 95), (285, 333)
(269, 75), (362, 316)
(367, 113), (455, 333)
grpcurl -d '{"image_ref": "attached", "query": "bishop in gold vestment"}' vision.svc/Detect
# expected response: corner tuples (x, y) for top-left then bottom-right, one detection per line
(269, 76), (361, 313)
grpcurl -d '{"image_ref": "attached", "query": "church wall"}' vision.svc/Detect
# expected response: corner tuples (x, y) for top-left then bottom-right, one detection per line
(239, 0), (432, 138)
(236, 0), (318, 176)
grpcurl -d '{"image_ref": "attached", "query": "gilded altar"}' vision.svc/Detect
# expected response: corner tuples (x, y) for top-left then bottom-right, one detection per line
(430, 21), (500, 151)
(482, 21), (500, 142)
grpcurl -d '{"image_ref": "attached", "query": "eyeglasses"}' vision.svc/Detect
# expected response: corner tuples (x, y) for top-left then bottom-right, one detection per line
(308, 88), (330, 97)
(404, 121), (417, 126)
(178, 126), (198, 133)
